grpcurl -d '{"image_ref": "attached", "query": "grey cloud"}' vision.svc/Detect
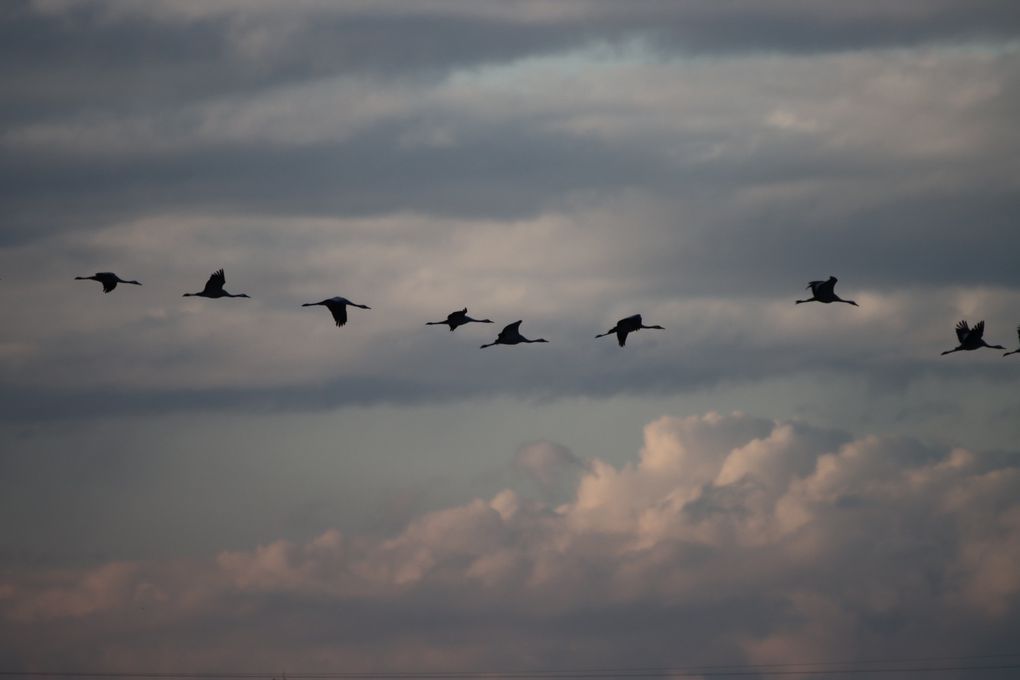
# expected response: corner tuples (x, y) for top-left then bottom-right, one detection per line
(2, 4), (1020, 428)
(0, 121), (676, 245)
(5, 1), (1020, 146)
(5, 43), (1020, 293)
(12, 2), (1020, 85)
(2, 264), (1019, 424)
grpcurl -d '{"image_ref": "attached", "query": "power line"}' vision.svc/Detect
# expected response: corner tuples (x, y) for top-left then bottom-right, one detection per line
(3, 654), (1020, 680)
(9, 669), (1020, 679)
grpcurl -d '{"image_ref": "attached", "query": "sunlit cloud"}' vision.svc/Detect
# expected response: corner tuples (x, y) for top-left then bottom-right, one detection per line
(3, 413), (1019, 668)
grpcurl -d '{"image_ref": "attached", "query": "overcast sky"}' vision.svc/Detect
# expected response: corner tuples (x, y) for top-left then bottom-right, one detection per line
(2, 0), (1020, 675)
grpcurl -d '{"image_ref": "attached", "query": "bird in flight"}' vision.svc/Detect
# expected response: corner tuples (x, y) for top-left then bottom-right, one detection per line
(595, 314), (664, 347)
(1003, 325), (1020, 357)
(480, 320), (549, 349)
(426, 308), (493, 331)
(941, 320), (1005, 356)
(182, 269), (250, 299)
(796, 276), (858, 306)
(302, 297), (371, 327)
(75, 272), (142, 293)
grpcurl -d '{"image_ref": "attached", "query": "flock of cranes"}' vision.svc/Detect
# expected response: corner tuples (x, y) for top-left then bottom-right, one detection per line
(73, 269), (1020, 356)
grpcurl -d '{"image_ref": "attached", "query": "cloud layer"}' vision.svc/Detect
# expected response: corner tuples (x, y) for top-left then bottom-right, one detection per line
(3, 412), (1019, 670)
(2, 2), (1020, 424)
(3, 7), (1020, 665)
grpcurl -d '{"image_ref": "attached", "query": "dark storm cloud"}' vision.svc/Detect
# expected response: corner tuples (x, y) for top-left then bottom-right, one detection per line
(2, 0), (1020, 419)
(5, 110), (1020, 290)
(4, 0), (1020, 148)
(1, 340), (1015, 423)
(681, 184), (1020, 293)
(7, 1), (1020, 106)
(642, 0), (1020, 54)
(0, 120), (677, 244)
(5, 0), (1020, 270)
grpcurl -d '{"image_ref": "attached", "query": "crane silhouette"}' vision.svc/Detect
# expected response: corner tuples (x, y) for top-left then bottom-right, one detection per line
(182, 269), (250, 299)
(796, 276), (858, 306)
(302, 297), (371, 327)
(595, 314), (664, 347)
(426, 308), (493, 331)
(74, 272), (141, 293)
(941, 320), (1005, 356)
(480, 321), (548, 349)
(1003, 325), (1020, 357)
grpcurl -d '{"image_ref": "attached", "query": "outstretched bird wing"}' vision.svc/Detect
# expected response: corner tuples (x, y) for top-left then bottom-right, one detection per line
(201, 269), (226, 296)
(955, 320), (970, 344)
(1016, 324), (1020, 344)
(614, 315), (642, 346)
(498, 320), (522, 341)
(329, 303), (349, 327)
(970, 320), (985, 341)
(815, 276), (837, 297)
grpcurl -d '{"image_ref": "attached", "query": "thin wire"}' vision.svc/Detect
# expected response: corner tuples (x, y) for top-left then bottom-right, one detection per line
(2, 657), (1020, 679)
